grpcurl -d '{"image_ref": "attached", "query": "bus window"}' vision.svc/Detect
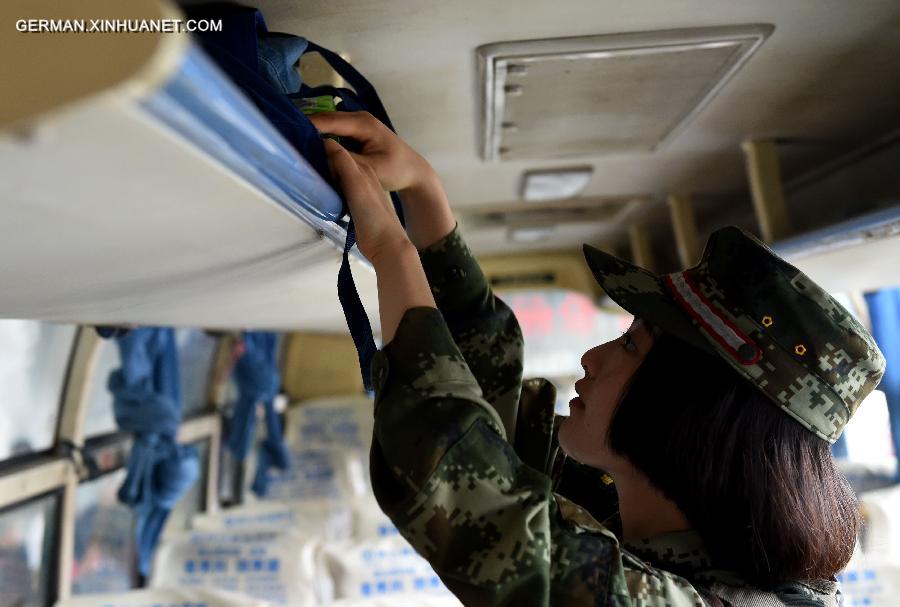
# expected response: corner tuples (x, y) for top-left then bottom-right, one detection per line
(84, 329), (219, 438)
(175, 330), (218, 418)
(83, 339), (119, 438)
(0, 321), (75, 459)
(0, 494), (58, 607)
(501, 289), (632, 413)
(72, 469), (138, 595)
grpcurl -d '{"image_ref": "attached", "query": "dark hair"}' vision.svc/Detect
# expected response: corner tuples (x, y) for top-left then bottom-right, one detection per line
(608, 330), (859, 586)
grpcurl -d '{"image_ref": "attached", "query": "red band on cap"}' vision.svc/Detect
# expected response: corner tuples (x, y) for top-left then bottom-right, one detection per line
(665, 272), (762, 365)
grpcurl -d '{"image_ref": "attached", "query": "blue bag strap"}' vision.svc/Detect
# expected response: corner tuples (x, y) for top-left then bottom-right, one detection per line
(303, 41), (395, 131)
(297, 83), (405, 222)
(299, 44), (406, 390)
(338, 220), (379, 390)
(189, 6), (396, 391)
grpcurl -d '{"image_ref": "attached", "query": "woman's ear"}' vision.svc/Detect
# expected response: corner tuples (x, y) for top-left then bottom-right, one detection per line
(640, 319), (662, 339)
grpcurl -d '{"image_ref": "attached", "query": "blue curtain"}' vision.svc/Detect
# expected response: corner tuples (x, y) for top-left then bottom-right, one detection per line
(865, 288), (900, 479)
(227, 332), (290, 496)
(831, 433), (849, 459)
(107, 328), (199, 575)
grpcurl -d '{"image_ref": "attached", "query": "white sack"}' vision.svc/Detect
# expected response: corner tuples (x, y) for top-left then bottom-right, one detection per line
(837, 561), (900, 606)
(838, 524), (900, 607)
(247, 398), (375, 503)
(191, 495), (393, 543)
(254, 447), (366, 502)
(322, 595), (463, 607)
(192, 500), (354, 541)
(285, 397), (374, 452)
(859, 484), (900, 559)
(151, 529), (328, 606)
(55, 586), (272, 607)
(321, 535), (455, 601)
(352, 494), (399, 540)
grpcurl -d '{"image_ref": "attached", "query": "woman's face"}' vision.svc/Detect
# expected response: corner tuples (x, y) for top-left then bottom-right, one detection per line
(558, 317), (656, 471)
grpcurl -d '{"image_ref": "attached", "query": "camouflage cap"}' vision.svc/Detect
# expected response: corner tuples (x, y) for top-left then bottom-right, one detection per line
(582, 225), (886, 443)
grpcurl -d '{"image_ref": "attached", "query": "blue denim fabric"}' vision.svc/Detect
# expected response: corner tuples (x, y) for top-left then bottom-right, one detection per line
(831, 433), (849, 458)
(865, 288), (900, 479)
(257, 34), (309, 94)
(185, 3), (332, 186)
(226, 331), (290, 497)
(107, 328), (200, 575)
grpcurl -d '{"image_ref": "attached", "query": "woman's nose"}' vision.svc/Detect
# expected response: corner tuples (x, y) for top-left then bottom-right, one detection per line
(580, 344), (604, 377)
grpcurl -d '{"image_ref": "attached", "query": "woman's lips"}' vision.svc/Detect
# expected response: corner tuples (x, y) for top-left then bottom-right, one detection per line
(569, 396), (585, 409)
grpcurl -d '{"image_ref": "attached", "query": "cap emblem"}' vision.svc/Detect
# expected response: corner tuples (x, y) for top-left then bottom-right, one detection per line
(665, 271), (762, 366)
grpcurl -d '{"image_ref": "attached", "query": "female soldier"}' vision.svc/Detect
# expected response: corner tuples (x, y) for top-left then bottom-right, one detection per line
(309, 111), (885, 606)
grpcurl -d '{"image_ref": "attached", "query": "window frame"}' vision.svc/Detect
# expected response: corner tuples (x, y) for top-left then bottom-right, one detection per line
(0, 326), (224, 603)
(0, 321), (79, 464)
(0, 485), (64, 607)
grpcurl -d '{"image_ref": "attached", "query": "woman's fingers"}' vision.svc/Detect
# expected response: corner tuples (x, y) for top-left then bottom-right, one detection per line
(324, 139), (368, 199)
(323, 138), (408, 262)
(324, 139), (377, 184)
(311, 111), (427, 192)
(308, 111), (381, 141)
(323, 140), (387, 211)
(323, 138), (359, 179)
(345, 149), (377, 171)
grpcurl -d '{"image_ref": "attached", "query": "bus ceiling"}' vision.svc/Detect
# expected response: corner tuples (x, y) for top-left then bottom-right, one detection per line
(0, 0), (899, 330)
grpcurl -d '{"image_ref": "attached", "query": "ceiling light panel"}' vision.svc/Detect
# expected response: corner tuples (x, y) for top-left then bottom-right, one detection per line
(522, 166), (593, 201)
(478, 25), (772, 161)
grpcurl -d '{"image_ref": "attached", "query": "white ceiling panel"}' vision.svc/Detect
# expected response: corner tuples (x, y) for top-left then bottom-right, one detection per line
(258, 0), (900, 253)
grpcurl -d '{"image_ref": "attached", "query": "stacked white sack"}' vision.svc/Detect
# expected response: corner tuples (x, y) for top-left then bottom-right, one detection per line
(249, 397), (375, 504)
(192, 499), (354, 541)
(151, 529), (328, 606)
(321, 595), (463, 607)
(320, 535), (459, 603)
(54, 586), (273, 607)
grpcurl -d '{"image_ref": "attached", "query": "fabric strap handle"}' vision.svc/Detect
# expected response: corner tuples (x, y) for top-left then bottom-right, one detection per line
(337, 220), (379, 390)
(304, 41), (395, 131)
(302, 42), (405, 391)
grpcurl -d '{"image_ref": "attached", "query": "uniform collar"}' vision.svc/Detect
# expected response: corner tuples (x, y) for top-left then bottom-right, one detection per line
(624, 530), (840, 599)
(623, 529), (746, 586)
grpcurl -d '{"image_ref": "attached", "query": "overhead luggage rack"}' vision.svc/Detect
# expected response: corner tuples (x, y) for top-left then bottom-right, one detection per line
(773, 203), (900, 293)
(141, 44), (344, 227)
(0, 0), (377, 332)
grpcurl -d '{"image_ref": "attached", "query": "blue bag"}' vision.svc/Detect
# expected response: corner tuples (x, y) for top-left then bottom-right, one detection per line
(106, 328), (200, 575)
(227, 331), (291, 497)
(187, 3), (403, 390)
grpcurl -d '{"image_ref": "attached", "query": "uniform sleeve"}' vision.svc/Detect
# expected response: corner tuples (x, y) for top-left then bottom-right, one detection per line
(369, 308), (710, 606)
(418, 226), (524, 440)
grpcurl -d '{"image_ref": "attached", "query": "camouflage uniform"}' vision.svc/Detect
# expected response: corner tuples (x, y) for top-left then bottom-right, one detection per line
(369, 226), (877, 606)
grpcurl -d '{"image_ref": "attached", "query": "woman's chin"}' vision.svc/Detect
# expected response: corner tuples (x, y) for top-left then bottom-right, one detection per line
(558, 417), (614, 470)
(557, 416), (579, 456)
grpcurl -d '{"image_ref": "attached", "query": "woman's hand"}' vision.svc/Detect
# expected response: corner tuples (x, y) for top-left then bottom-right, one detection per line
(322, 136), (437, 345)
(323, 138), (410, 265)
(310, 111), (457, 251)
(309, 111), (434, 192)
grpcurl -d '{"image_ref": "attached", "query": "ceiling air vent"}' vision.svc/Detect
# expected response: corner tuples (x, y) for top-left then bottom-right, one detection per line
(464, 196), (643, 229)
(478, 25), (772, 161)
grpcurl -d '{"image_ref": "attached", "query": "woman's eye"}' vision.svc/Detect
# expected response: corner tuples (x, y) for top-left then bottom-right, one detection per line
(621, 332), (637, 352)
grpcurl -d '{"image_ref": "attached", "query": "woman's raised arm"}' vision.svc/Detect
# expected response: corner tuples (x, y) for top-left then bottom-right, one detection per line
(320, 136), (435, 344)
(312, 113), (524, 437)
(309, 111), (456, 250)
